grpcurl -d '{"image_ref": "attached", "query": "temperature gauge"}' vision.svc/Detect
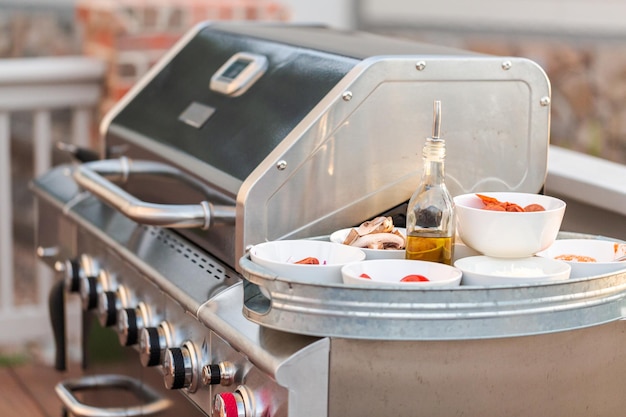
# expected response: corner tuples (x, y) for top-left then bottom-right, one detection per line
(210, 52), (268, 96)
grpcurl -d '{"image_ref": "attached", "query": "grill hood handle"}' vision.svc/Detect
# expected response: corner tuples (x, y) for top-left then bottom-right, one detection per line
(73, 157), (235, 230)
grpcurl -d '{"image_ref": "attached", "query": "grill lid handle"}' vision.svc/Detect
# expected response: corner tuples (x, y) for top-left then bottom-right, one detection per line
(73, 157), (235, 230)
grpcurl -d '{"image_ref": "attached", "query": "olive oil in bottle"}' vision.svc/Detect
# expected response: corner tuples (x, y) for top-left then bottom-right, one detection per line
(405, 100), (455, 264)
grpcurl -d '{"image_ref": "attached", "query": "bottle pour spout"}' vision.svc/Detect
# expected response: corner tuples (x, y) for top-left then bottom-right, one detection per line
(432, 100), (442, 140)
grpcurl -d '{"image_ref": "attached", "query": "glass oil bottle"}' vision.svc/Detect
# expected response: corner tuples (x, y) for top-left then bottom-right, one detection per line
(405, 100), (455, 264)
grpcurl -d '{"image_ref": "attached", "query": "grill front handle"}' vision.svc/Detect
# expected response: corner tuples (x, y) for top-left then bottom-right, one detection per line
(73, 157), (236, 229)
(56, 374), (172, 417)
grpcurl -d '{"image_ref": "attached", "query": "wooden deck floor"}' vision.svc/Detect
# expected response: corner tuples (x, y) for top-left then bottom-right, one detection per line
(0, 356), (204, 417)
(0, 361), (84, 417)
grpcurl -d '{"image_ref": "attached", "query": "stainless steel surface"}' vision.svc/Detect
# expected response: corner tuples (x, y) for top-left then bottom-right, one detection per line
(327, 322), (626, 417)
(73, 157), (236, 230)
(55, 374), (172, 417)
(33, 164), (626, 416)
(94, 22), (551, 267)
(32, 165), (329, 417)
(239, 251), (626, 340)
(236, 53), (551, 264)
(33, 22), (626, 417)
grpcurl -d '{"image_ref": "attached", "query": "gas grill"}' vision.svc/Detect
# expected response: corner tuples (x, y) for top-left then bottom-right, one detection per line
(33, 22), (626, 417)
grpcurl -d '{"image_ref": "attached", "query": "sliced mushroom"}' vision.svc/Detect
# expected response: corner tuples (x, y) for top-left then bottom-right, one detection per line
(342, 228), (360, 246)
(350, 232), (406, 250)
(356, 216), (394, 236)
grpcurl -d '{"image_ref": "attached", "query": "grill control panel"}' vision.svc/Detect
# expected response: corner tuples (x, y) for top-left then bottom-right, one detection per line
(34, 167), (329, 417)
(53, 231), (291, 416)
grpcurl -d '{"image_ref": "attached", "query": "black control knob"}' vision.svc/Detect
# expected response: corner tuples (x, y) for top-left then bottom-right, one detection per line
(97, 285), (131, 328)
(117, 308), (139, 346)
(97, 291), (119, 327)
(79, 276), (100, 311)
(55, 258), (82, 293)
(139, 322), (172, 367)
(202, 361), (235, 386)
(163, 342), (198, 391)
(116, 302), (150, 346)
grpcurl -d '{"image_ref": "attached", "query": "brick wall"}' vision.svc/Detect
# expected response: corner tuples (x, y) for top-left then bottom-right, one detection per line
(75, 0), (290, 115)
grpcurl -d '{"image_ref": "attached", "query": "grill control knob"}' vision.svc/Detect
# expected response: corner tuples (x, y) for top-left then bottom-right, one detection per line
(79, 275), (101, 311)
(55, 258), (82, 293)
(97, 286), (131, 328)
(202, 361), (236, 386)
(163, 342), (199, 392)
(75, 255), (102, 311)
(212, 386), (256, 417)
(97, 291), (119, 327)
(117, 302), (150, 346)
(213, 392), (244, 417)
(139, 322), (173, 367)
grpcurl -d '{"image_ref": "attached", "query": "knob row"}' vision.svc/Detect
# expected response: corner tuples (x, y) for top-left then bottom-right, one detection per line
(56, 256), (257, 417)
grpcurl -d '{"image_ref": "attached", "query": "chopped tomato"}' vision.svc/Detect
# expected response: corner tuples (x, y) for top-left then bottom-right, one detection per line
(483, 204), (506, 211)
(476, 194), (500, 205)
(504, 203), (524, 212)
(359, 273), (372, 279)
(400, 274), (430, 282)
(477, 194), (545, 212)
(295, 257), (320, 265)
(523, 204), (546, 212)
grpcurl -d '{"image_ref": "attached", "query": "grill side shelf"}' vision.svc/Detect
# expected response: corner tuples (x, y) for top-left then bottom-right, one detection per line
(239, 254), (626, 340)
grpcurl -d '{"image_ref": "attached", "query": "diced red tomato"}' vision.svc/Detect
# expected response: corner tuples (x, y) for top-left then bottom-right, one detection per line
(295, 257), (320, 264)
(359, 273), (371, 279)
(523, 204), (546, 212)
(400, 274), (429, 282)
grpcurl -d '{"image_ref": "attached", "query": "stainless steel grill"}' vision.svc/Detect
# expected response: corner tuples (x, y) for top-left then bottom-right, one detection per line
(32, 22), (626, 417)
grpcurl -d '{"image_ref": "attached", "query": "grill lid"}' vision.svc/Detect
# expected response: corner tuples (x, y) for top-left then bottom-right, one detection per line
(95, 22), (551, 268)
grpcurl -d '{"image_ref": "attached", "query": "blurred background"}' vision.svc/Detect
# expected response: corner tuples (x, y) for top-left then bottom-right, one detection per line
(1, 0), (625, 362)
(4, 0), (626, 162)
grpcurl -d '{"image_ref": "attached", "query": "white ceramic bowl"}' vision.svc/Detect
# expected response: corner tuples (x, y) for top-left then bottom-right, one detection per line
(329, 228), (406, 259)
(454, 192), (566, 258)
(249, 240), (366, 284)
(341, 259), (462, 288)
(454, 255), (571, 286)
(536, 239), (626, 278)
(452, 242), (481, 263)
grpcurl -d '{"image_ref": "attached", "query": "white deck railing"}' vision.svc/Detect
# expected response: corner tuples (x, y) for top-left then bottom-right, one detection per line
(0, 56), (105, 348)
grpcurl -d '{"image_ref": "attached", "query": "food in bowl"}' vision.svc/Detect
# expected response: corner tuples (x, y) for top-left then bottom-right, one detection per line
(454, 255), (571, 286)
(250, 240), (365, 284)
(536, 239), (626, 278)
(476, 194), (545, 212)
(454, 192), (566, 258)
(359, 272), (430, 282)
(554, 254), (597, 262)
(339, 216), (405, 250)
(341, 259), (462, 288)
(330, 216), (406, 259)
